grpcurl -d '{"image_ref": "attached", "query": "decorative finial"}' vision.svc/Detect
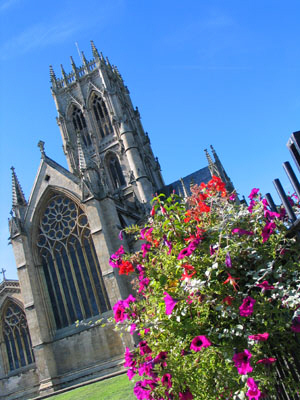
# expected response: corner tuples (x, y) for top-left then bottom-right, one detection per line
(49, 65), (56, 82)
(0, 268), (6, 281)
(90, 40), (100, 59)
(204, 148), (214, 167)
(11, 166), (27, 207)
(37, 140), (46, 158)
(81, 51), (88, 67)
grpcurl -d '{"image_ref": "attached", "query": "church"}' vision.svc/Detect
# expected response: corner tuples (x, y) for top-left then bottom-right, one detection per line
(0, 42), (234, 400)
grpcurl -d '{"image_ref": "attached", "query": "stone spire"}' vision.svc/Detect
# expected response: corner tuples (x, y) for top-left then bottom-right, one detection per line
(205, 148), (214, 169)
(81, 51), (88, 67)
(60, 64), (68, 86)
(11, 167), (27, 208)
(49, 65), (56, 82)
(37, 140), (46, 158)
(90, 40), (100, 60)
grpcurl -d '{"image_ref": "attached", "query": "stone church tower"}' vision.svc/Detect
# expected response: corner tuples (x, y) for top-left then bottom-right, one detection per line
(3, 42), (164, 399)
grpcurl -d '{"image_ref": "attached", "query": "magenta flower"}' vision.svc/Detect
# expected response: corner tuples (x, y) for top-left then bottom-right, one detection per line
(127, 368), (136, 380)
(139, 341), (152, 355)
(177, 247), (192, 260)
(124, 347), (136, 368)
(225, 252), (232, 268)
(123, 294), (136, 308)
(140, 227), (153, 240)
(138, 361), (156, 379)
(190, 335), (211, 351)
(161, 373), (172, 388)
(264, 209), (280, 221)
(109, 245), (125, 268)
(239, 296), (256, 317)
(256, 281), (274, 291)
(130, 323), (137, 335)
(163, 235), (172, 254)
(133, 381), (152, 400)
(291, 317), (300, 332)
(232, 228), (254, 236)
(261, 222), (276, 243)
(209, 245), (216, 255)
(256, 357), (276, 365)
(141, 243), (151, 258)
(229, 193), (237, 201)
(248, 200), (256, 213)
(138, 277), (150, 293)
(232, 349), (253, 375)
(246, 377), (261, 400)
(179, 389), (193, 399)
(113, 301), (127, 322)
(248, 332), (269, 341)
(154, 351), (168, 367)
(163, 292), (179, 315)
(248, 188), (259, 200)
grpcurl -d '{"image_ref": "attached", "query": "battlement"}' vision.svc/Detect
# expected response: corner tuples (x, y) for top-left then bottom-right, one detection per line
(50, 41), (123, 91)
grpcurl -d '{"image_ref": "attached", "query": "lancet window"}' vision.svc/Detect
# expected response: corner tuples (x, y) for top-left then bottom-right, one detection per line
(107, 154), (126, 189)
(92, 94), (113, 138)
(37, 194), (110, 330)
(72, 106), (92, 146)
(2, 302), (34, 372)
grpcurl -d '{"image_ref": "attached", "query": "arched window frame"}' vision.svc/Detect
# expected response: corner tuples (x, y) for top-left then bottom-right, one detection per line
(36, 193), (111, 331)
(90, 93), (113, 139)
(106, 153), (126, 190)
(71, 106), (92, 146)
(1, 299), (35, 373)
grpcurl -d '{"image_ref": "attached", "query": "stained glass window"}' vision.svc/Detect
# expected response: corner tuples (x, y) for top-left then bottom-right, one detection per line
(37, 194), (110, 330)
(3, 302), (34, 372)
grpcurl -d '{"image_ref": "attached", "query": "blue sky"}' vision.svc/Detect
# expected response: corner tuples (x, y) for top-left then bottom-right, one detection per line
(1, 0), (300, 280)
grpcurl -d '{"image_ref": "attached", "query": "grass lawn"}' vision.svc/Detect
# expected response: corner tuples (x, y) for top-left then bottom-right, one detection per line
(50, 373), (135, 400)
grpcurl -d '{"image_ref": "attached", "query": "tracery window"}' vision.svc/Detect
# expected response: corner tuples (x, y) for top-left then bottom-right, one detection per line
(107, 154), (126, 189)
(92, 94), (113, 138)
(3, 302), (34, 372)
(37, 194), (110, 330)
(72, 106), (92, 146)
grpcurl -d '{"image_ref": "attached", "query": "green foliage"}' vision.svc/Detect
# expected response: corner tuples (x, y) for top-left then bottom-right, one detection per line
(112, 179), (300, 399)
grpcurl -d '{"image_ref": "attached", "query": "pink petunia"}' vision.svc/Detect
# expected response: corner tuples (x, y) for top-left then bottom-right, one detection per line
(246, 377), (261, 400)
(256, 357), (276, 365)
(232, 228), (254, 236)
(248, 188), (259, 200)
(190, 335), (211, 351)
(291, 317), (300, 332)
(248, 332), (269, 341)
(232, 349), (253, 375)
(256, 281), (275, 291)
(161, 373), (172, 388)
(261, 222), (276, 243)
(239, 296), (256, 317)
(163, 292), (179, 315)
(179, 389), (193, 400)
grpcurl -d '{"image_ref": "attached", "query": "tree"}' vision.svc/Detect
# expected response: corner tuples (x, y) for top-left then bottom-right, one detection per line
(110, 176), (300, 399)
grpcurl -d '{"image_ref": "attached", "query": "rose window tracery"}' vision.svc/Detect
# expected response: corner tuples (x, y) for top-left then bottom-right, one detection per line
(37, 194), (110, 330)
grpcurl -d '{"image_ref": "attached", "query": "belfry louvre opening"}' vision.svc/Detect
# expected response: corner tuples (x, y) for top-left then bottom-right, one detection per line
(37, 194), (110, 329)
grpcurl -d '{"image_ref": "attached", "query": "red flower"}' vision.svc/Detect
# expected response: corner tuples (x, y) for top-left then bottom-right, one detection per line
(119, 260), (134, 275)
(223, 296), (234, 306)
(181, 264), (196, 280)
(223, 272), (240, 291)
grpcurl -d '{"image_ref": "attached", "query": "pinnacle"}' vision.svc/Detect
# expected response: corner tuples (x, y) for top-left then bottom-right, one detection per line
(11, 167), (27, 208)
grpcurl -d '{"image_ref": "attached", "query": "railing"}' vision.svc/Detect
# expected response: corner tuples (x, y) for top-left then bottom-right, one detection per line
(263, 131), (300, 400)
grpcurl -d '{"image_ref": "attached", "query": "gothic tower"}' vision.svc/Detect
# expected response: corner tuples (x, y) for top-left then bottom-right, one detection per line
(50, 41), (163, 204)
(6, 42), (164, 398)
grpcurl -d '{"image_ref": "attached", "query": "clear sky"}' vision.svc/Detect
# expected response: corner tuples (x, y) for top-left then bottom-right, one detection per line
(1, 0), (300, 280)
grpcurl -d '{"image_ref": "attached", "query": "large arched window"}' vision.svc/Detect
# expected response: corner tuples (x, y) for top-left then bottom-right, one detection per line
(106, 154), (126, 190)
(37, 194), (110, 330)
(92, 94), (113, 138)
(2, 301), (34, 372)
(71, 106), (92, 146)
